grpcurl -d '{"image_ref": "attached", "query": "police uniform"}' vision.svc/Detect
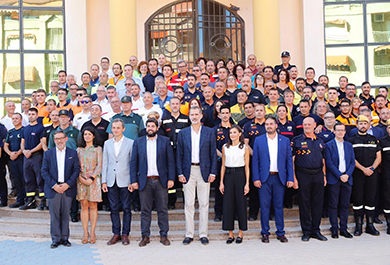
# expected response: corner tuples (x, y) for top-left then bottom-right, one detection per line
(292, 134), (325, 237)
(21, 122), (45, 210)
(379, 129), (390, 233)
(160, 111), (191, 208)
(243, 119), (266, 219)
(213, 123), (231, 220)
(348, 129), (381, 235)
(5, 126), (25, 206)
(0, 124), (7, 206)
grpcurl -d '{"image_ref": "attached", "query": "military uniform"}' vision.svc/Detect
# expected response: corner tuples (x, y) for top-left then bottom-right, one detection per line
(292, 134), (325, 237)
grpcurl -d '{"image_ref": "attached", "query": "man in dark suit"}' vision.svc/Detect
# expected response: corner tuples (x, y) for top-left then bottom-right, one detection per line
(325, 122), (355, 239)
(177, 106), (217, 245)
(41, 130), (80, 249)
(253, 115), (294, 243)
(131, 118), (175, 247)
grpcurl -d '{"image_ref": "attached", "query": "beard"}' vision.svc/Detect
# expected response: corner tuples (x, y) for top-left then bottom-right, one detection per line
(147, 131), (157, 137)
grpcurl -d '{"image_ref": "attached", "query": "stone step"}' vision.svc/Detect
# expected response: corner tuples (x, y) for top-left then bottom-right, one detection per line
(0, 220), (386, 241)
(0, 215), (359, 232)
(0, 205), (302, 221)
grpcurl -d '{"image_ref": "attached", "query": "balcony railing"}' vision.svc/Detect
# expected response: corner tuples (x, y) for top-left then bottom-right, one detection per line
(373, 31), (390, 42)
(374, 64), (390, 77)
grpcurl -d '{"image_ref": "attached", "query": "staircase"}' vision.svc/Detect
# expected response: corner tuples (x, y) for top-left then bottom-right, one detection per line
(0, 195), (386, 242)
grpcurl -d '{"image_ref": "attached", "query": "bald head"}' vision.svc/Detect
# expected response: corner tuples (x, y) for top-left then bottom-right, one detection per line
(303, 117), (316, 134)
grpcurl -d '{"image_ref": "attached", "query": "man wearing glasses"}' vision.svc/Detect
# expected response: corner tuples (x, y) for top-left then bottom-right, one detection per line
(71, 87), (87, 116)
(56, 88), (74, 120)
(72, 95), (92, 129)
(336, 98), (357, 137)
(46, 81), (60, 104)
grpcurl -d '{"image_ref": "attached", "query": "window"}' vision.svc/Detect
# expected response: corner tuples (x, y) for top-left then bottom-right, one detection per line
(145, 0), (245, 68)
(324, 1), (390, 87)
(0, 0), (65, 116)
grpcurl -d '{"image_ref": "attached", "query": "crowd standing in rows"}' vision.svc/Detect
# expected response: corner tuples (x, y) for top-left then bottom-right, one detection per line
(1, 51), (390, 248)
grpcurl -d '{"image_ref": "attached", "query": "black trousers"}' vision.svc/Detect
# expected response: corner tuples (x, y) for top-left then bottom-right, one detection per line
(108, 182), (132, 235)
(296, 171), (324, 234)
(328, 179), (352, 232)
(352, 170), (377, 217)
(24, 155), (44, 197)
(214, 160), (223, 216)
(10, 157), (25, 204)
(383, 174), (390, 216)
(222, 167), (247, 231)
(0, 155), (7, 204)
(168, 149), (180, 207)
(139, 178), (169, 237)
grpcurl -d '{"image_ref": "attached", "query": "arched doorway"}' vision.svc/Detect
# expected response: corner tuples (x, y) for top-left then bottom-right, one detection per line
(145, 0), (245, 67)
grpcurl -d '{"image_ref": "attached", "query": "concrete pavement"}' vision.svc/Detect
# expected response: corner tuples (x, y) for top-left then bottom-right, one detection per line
(1, 233), (390, 265)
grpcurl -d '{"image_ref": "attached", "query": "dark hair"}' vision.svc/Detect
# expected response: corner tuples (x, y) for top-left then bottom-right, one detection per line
(276, 104), (288, 113)
(334, 121), (345, 130)
(243, 101), (255, 108)
(53, 130), (66, 138)
(232, 63), (246, 79)
(148, 58), (158, 64)
(216, 59), (226, 68)
(220, 104), (231, 113)
(112, 63), (123, 74)
(226, 125), (244, 149)
(81, 72), (91, 78)
(265, 115), (278, 124)
(77, 87), (88, 94)
(78, 127), (101, 148)
(101, 57), (110, 63)
(28, 107), (38, 114)
(58, 87), (68, 93)
(200, 73), (210, 78)
(328, 87), (338, 92)
(299, 99), (310, 106)
(305, 67), (315, 74)
(375, 94), (386, 101)
(13, 112), (23, 119)
(340, 98), (351, 105)
(162, 64), (173, 72)
(277, 69), (290, 83)
(188, 98), (202, 109)
(58, 70), (67, 75)
(173, 86), (184, 93)
(346, 83), (356, 89)
(339, 76), (348, 82)
(263, 66), (274, 72)
(46, 99), (57, 105)
(91, 104), (102, 111)
(296, 77), (305, 83)
(187, 73), (196, 80)
(36, 88), (46, 95)
(146, 118), (158, 127)
(195, 57), (207, 66)
(318, 74), (329, 82)
(213, 99), (227, 120)
(379, 86), (388, 92)
(361, 81), (370, 87)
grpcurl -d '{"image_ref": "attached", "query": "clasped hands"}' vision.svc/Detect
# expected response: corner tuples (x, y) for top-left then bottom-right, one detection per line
(53, 183), (69, 194)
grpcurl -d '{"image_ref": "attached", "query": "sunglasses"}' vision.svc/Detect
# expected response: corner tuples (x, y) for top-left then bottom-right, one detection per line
(125, 83), (132, 86)
(81, 100), (90, 104)
(76, 93), (84, 96)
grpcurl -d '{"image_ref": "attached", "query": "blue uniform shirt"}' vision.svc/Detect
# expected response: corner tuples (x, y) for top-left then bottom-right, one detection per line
(293, 113), (324, 136)
(292, 134), (325, 169)
(214, 124), (230, 152)
(243, 119), (266, 148)
(317, 126), (335, 143)
(21, 123), (44, 150)
(6, 127), (23, 151)
(277, 120), (296, 141)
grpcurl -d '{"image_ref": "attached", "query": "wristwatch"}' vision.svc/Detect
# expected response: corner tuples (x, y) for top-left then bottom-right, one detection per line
(370, 167), (375, 171)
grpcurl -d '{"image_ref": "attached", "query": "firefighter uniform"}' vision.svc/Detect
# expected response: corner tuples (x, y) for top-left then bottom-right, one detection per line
(292, 134), (325, 237)
(348, 129), (381, 236)
(213, 123), (231, 220)
(336, 113), (356, 137)
(0, 124), (7, 206)
(160, 112), (191, 208)
(5, 127), (25, 207)
(379, 128), (390, 234)
(243, 119), (266, 220)
(20, 122), (45, 210)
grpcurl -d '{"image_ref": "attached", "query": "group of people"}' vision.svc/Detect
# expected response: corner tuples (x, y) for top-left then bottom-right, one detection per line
(1, 51), (390, 248)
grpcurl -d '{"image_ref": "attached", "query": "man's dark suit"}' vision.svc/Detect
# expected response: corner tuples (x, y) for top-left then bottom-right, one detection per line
(325, 139), (355, 233)
(41, 148), (80, 243)
(130, 135), (175, 238)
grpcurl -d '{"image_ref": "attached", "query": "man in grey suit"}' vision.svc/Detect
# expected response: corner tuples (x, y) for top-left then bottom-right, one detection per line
(102, 118), (134, 246)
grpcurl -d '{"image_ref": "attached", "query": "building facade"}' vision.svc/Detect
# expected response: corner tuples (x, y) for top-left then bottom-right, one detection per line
(0, 0), (389, 116)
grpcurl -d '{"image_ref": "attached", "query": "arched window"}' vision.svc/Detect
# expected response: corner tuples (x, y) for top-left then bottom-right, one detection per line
(145, 0), (245, 67)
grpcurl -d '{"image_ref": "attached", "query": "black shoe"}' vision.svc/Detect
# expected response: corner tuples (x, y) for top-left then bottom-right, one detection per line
(37, 198), (47, 211)
(214, 215), (222, 222)
(248, 216), (256, 221)
(44, 205), (49, 210)
(261, 234), (269, 243)
(340, 230), (353, 239)
(301, 233), (310, 242)
(284, 203), (293, 209)
(50, 242), (60, 249)
(354, 215), (363, 236)
(200, 237), (209, 245)
(373, 217), (383, 224)
(19, 197), (36, 210)
(9, 202), (24, 208)
(71, 217), (78, 223)
(61, 240), (71, 247)
(0, 203), (7, 207)
(226, 237), (235, 244)
(235, 237), (243, 244)
(277, 235), (288, 243)
(366, 216), (380, 236)
(331, 231), (339, 239)
(310, 232), (327, 241)
(168, 205), (175, 210)
(322, 212), (329, 218)
(182, 237), (193, 245)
